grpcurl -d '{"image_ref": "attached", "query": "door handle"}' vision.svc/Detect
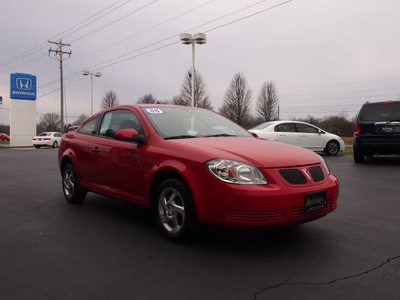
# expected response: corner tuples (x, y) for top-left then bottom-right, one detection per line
(91, 146), (100, 153)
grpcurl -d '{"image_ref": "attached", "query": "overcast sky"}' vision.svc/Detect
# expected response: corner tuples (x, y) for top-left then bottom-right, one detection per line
(1, 0), (400, 125)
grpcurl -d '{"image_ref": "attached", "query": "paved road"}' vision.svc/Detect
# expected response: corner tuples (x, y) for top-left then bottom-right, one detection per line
(0, 148), (399, 300)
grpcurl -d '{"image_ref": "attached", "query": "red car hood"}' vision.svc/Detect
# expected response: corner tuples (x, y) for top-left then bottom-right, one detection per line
(170, 136), (320, 168)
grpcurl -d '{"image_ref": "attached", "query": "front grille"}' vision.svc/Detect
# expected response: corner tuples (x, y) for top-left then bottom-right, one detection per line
(279, 169), (307, 184)
(227, 209), (286, 222)
(309, 166), (324, 182)
(279, 166), (325, 184)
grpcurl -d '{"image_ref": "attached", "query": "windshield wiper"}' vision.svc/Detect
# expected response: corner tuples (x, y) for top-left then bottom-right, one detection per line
(164, 135), (197, 140)
(203, 134), (234, 137)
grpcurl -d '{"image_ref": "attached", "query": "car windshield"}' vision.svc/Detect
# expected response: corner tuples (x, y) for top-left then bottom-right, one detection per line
(250, 122), (274, 130)
(360, 102), (400, 122)
(142, 107), (251, 139)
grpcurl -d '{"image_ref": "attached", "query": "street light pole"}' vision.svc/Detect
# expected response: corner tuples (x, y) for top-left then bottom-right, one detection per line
(82, 70), (102, 115)
(180, 33), (206, 107)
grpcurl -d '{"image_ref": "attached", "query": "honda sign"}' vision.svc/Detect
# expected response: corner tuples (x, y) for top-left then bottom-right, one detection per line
(10, 73), (37, 100)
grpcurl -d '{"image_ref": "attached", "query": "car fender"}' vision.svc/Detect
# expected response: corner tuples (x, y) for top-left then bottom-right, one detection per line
(146, 157), (204, 205)
(59, 148), (82, 181)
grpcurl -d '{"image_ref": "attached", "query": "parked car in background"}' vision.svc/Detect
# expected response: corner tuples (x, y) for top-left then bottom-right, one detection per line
(59, 105), (339, 241)
(32, 132), (62, 148)
(353, 101), (400, 163)
(249, 121), (345, 156)
(0, 133), (10, 141)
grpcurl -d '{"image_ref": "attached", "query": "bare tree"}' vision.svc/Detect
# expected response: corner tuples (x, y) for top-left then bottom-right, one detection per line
(219, 72), (252, 126)
(100, 90), (120, 110)
(72, 113), (89, 126)
(172, 95), (186, 106)
(37, 112), (61, 133)
(137, 93), (157, 104)
(256, 81), (279, 122)
(175, 70), (213, 109)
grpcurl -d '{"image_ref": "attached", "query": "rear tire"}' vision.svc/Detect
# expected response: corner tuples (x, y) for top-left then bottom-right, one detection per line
(353, 149), (365, 163)
(62, 163), (87, 204)
(52, 141), (59, 148)
(34, 145), (40, 149)
(153, 178), (197, 242)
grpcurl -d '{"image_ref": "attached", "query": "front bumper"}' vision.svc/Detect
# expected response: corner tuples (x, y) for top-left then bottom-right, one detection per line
(191, 164), (339, 228)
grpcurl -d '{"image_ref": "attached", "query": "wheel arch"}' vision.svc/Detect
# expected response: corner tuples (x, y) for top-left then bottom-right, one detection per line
(149, 169), (191, 205)
(59, 152), (81, 181)
(149, 169), (199, 220)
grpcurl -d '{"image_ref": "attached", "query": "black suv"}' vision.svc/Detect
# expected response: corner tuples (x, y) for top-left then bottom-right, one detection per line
(353, 101), (400, 163)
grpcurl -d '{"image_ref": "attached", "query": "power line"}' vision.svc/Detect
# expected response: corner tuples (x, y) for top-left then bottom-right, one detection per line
(63, 0), (296, 74)
(70, 0), (159, 44)
(64, 0), (216, 68)
(57, 0), (132, 41)
(0, 0), (131, 71)
(204, 0), (294, 34)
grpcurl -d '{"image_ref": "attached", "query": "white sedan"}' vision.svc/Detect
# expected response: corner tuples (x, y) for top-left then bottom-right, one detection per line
(249, 121), (345, 155)
(32, 132), (63, 148)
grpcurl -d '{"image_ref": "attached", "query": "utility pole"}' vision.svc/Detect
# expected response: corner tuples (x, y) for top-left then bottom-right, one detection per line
(48, 40), (71, 132)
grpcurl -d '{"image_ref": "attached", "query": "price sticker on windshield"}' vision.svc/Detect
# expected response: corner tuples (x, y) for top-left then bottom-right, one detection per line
(145, 108), (165, 115)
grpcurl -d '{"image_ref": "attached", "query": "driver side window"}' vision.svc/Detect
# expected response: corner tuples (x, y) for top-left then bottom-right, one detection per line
(99, 109), (142, 138)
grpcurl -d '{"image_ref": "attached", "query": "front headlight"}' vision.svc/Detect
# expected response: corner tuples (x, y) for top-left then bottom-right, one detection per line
(318, 155), (331, 175)
(205, 159), (268, 185)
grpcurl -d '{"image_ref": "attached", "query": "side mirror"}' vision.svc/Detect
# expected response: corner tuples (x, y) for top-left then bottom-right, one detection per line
(114, 129), (147, 145)
(68, 126), (79, 132)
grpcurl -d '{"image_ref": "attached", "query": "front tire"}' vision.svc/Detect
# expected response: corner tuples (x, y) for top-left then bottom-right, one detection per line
(154, 178), (196, 241)
(62, 163), (87, 204)
(325, 140), (340, 156)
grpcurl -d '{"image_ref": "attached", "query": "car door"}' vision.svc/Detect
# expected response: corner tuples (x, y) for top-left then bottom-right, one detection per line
(90, 109), (148, 204)
(74, 114), (104, 184)
(274, 123), (300, 146)
(296, 123), (324, 151)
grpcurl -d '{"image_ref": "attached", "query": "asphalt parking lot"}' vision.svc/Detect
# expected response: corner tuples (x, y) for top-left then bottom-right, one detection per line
(0, 148), (399, 300)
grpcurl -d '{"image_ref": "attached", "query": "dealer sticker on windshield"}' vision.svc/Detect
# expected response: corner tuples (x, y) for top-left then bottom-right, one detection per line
(145, 108), (165, 115)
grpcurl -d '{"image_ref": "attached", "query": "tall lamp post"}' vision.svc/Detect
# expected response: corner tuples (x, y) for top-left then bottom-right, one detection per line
(82, 70), (102, 115)
(179, 33), (206, 107)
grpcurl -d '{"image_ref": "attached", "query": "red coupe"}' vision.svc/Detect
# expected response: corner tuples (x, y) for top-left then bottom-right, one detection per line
(58, 105), (339, 241)
(0, 133), (10, 141)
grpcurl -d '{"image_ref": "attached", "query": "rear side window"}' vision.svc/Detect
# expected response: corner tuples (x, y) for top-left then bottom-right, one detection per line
(360, 102), (400, 122)
(251, 122), (274, 130)
(275, 123), (296, 133)
(296, 124), (319, 134)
